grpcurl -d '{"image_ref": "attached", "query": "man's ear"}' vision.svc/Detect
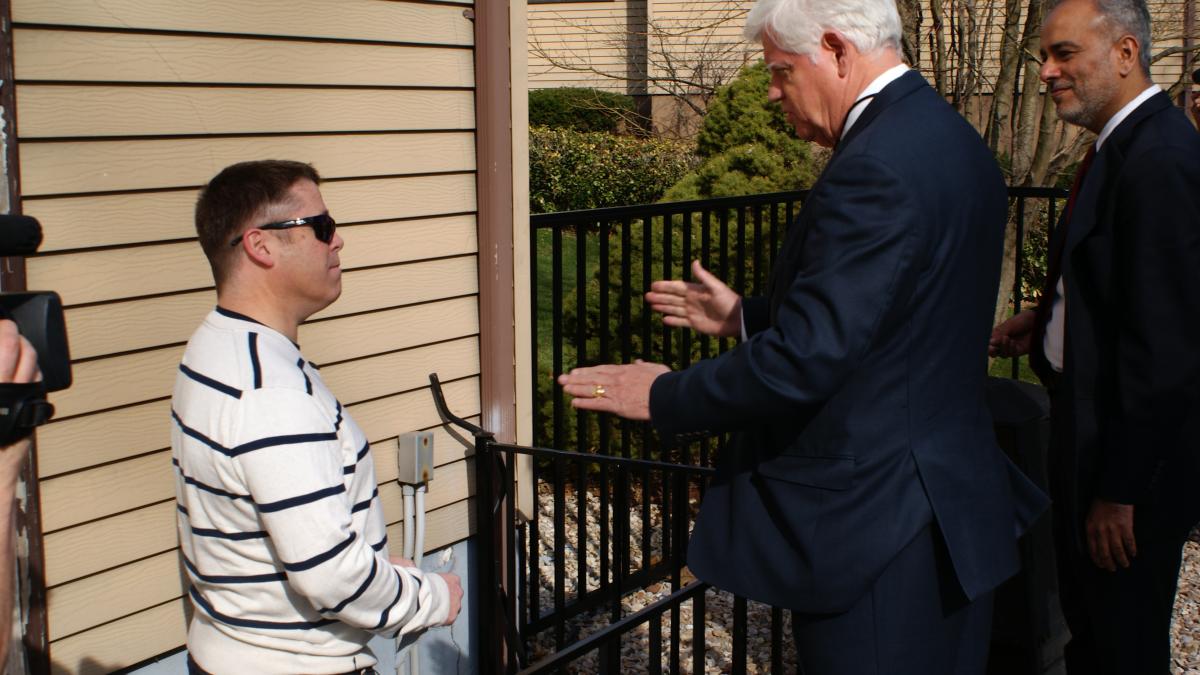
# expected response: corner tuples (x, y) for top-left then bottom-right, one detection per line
(1113, 34), (1139, 77)
(240, 229), (276, 269)
(822, 31), (851, 77)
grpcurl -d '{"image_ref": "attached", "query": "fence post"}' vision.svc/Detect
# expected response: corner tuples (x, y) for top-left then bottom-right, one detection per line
(475, 431), (500, 674)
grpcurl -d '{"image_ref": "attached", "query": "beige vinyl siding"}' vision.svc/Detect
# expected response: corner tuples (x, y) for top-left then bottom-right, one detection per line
(529, 0), (645, 91)
(530, 0), (1196, 97)
(12, 2), (482, 672)
(528, 0), (755, 95)
(1146, 0), (1194, 87)
(644, 0), (755, 96)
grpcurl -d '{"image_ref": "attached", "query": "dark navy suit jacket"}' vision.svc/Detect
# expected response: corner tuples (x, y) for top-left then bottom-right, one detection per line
(649, 71), (1047, 613)
(1036, 92), (1200, 539)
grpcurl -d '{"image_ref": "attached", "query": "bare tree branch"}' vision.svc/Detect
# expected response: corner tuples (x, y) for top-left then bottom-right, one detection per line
(530, 3), (754, 135)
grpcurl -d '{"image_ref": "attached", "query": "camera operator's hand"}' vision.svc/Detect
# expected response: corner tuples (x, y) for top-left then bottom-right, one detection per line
(0, 320), (40, 387)
(0, 319), (40, 482)
(0, 319), (39, 665)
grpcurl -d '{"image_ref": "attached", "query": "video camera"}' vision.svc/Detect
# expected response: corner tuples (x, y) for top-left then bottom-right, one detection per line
(0, 214), (71, 445)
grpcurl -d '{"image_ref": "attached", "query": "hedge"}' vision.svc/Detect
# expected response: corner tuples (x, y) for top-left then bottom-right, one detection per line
(529, 126), (699, 214)
(529, 87), (638, 133)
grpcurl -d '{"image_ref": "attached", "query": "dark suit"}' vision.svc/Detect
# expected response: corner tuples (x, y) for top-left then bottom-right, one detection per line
(1033, 91), (1200, 674)
(649, 71), (1047, 671)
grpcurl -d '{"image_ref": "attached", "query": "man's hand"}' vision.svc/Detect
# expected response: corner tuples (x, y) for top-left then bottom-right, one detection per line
(989, 309), (1036, 358)
(391, 557), (460, 625)
(0, 321), (38, 667)
(0, 320), (40, 482)
(0, 320), (40, 386)
(1086, 499), (1136, 571)
(645, 260), (742, 338)
(438, 572), (463, 625)
(557, 361), (671, 421)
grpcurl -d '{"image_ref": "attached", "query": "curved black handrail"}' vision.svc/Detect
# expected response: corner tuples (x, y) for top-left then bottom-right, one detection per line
(427, 372), (490, 438)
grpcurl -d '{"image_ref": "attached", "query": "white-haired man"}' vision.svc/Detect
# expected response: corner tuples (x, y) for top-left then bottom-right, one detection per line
(558, 0), (1045, 672)
(173, 160), (461, 674)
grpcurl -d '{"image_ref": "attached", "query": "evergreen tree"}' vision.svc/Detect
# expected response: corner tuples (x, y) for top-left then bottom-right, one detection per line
(664, 62), (824, 201)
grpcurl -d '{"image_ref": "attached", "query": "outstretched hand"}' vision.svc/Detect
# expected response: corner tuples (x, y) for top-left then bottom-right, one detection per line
(989, 309), (1036, 358)
(557, 361), (671, 421)
(645, 260), (742, 338)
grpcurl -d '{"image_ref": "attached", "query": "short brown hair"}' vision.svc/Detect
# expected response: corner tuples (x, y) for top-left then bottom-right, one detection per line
(194, 160), (321, 285)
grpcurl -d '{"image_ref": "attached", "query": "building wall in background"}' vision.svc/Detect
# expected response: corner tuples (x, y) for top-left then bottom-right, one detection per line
(528, 0), (1197, 104)
(11, 1), (485, 671)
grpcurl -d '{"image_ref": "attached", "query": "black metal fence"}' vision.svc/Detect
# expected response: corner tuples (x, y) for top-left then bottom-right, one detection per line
(460, 186), (1070, 674)
(432, 375), (792, 674)
(531, 191), (805, 461)
(531, 186), (1068, 454)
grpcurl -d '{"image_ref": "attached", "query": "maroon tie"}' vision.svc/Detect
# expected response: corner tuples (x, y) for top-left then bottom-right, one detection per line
(1061, 145), (1096, 225)
(1031, 145), (1095, 383)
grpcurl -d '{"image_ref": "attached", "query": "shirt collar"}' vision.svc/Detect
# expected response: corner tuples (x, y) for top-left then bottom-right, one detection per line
(841, 64), (910, 140)
(213, 306), (301, 349)
(1096, 84), (1160, 149)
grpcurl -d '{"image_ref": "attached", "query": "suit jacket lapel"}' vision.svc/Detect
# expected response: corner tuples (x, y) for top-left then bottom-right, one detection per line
(835, 70), (925, 153)
(1064, 92), (1171, 255)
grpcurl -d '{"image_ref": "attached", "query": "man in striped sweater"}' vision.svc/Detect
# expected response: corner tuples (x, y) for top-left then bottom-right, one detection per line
(172, 160), (461, 674)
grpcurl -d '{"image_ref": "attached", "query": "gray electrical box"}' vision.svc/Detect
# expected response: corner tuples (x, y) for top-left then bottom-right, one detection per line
(396, 431), (434, 484)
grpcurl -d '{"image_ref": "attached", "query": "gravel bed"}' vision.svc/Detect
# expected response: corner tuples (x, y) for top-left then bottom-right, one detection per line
(525, 484), (797, 673)
(1172, 529), (1200, 675)
(525, 484), (1199, 674)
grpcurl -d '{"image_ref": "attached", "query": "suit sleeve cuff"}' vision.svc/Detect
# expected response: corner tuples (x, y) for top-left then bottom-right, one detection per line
(741, 296), (769, 337)
(394, 565), (450, 636)
(1095, 444), (1157, 505)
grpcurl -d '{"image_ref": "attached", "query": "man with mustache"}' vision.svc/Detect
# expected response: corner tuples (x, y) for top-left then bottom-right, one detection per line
(172, 161), (461, 674)
(990, 0), (1200, 671)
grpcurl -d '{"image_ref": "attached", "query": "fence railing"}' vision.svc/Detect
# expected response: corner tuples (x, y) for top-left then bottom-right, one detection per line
(431, 375), (791, 674)
(531, 186), (1068, 454)
(531, 191), (805, 460)
(493, 186), (1069, 673)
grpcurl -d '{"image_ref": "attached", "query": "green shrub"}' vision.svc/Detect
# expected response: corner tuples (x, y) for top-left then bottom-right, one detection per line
(529, 126), (700, 214)
(664, 62), (823, 201)
(531, 67), (822, 452)
(529, 87), (637, 133)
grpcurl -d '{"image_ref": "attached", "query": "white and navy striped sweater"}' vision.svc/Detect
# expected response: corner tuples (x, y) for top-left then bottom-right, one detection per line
(171, 308), (450, 674)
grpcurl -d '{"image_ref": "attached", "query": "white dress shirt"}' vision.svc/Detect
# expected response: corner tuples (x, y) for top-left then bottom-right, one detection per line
(841, 64), (910, 140)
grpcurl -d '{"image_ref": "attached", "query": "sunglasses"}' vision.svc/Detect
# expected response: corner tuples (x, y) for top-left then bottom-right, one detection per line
(229, 213), (337, 247)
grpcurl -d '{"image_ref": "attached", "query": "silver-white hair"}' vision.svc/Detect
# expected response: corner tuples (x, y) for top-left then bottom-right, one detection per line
(743, 0), (903, 57)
